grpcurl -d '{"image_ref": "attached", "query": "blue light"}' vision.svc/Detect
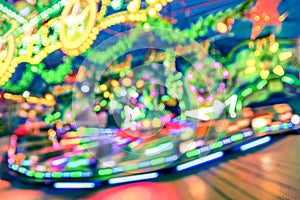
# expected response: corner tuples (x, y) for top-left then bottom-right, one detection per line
(240, 136), (271, 151)
(176, 151), (224, 171)
(53, 182), (95, 189)
(108, 172), (159, 185)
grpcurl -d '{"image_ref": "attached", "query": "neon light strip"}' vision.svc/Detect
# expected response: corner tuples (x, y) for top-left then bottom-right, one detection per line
(108, 172), (159, 185)
(240, 136), (271, 151)
(176, 151), (224, 171)
(53, 182), (95, 189)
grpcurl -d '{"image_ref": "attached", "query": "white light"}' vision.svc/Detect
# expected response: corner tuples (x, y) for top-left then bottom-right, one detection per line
(108, 172), (159, 184)
(23, 91), (30, 98)
(51, 157), (68, 166)
(240, 136), (271, 151)
(53, 182), (95, 189)
(185, 108), (213, 121)
(291, 115), (300, 125)
(81, 85), (90, 93)
(176, 151), (224, 171)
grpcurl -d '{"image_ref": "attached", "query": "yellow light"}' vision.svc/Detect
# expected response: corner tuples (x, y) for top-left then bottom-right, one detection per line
(248, 41), (254, 49)
(154, 3), (162, 11)
(146, 0), (156, 5)
(100, 84), (108, 91)
(244, 66), (256, 75)
(273, 65), (285, 76)
(122, 77), (133, 87)
(216, 22), (228, 34)
(109, 94), (114, 100)
(136, 79), (145, 88)
(110, 80), (119, 87)
(45, 94), (54, 101)
(246, 59), (255, 66)
(260, 70), (270, 79)
(252, 118), (267, 129)
(254, 51), (260, 56)
(142, 119), (151, 128)
(269, 42), (279, 53)
(148, 8), (157, 17)
(127, 2), (139, 13)
(104, 91), (110, 98)
(152, 118), (162, 128)
(279, 51), (292, 61)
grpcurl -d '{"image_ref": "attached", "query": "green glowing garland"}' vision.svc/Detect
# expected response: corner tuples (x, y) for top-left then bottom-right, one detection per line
(2, 57), (73, 92)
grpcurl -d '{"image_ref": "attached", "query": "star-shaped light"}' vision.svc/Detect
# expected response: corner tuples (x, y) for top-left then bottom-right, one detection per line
(247, 0), (282, 39)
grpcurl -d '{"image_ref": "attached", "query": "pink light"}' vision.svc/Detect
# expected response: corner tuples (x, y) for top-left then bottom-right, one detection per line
(217, 83), (226, 93)
(222, 69), (229, 79)
(206, 95), (214, 103)
(151, 78), (157, 85)
(187, 72), (193, 81)
(194, 63), (204, 70)
(137, 103), (144, 109)
(212, 62), (222, 68)
(66, 111), (72, 121)
(131, 98), (137, 104)
(219, 82), (225, 88)
(143, 73), (151, 80)
(150, 89), (156, 97)
(195, 140), (205, 147)
(197, 95), (205, 103)
(189, 84), (197, 93)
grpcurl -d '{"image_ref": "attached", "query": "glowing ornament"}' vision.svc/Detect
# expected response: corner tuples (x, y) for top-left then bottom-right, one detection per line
(247, 0), (281, 39)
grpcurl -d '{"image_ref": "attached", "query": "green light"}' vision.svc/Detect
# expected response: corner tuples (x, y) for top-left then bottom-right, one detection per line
(52, 172), (62, 178)
(283, 123), (289, 129)
(19, 167), (26, 173)
(241, 88), (253, 97)
(100, 100), (107, 107)
(231, 133), (243, 142)
(271, 125), (279, 131)
(12, 164), (18, 170)
(281, 76), (295, 85)
(151, 157), (165, 166)
(210, 141), (223, 150)
(257, 127), (266, 133)
(34, 172), (44, 179)
(53, 112), (61, 119)
(236, 101), (243, 111)
(94, 106), (101, 112)
(71, 171), (82, 178)
(257, 80), (268, 90)
(161, 95), (170, 102)
(27, 171), (34, 177)
(126, 164), (139, 171)
(98, 168), (113, 176)
(186, 149), (200, 158)
(78, 141), (99, 150)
